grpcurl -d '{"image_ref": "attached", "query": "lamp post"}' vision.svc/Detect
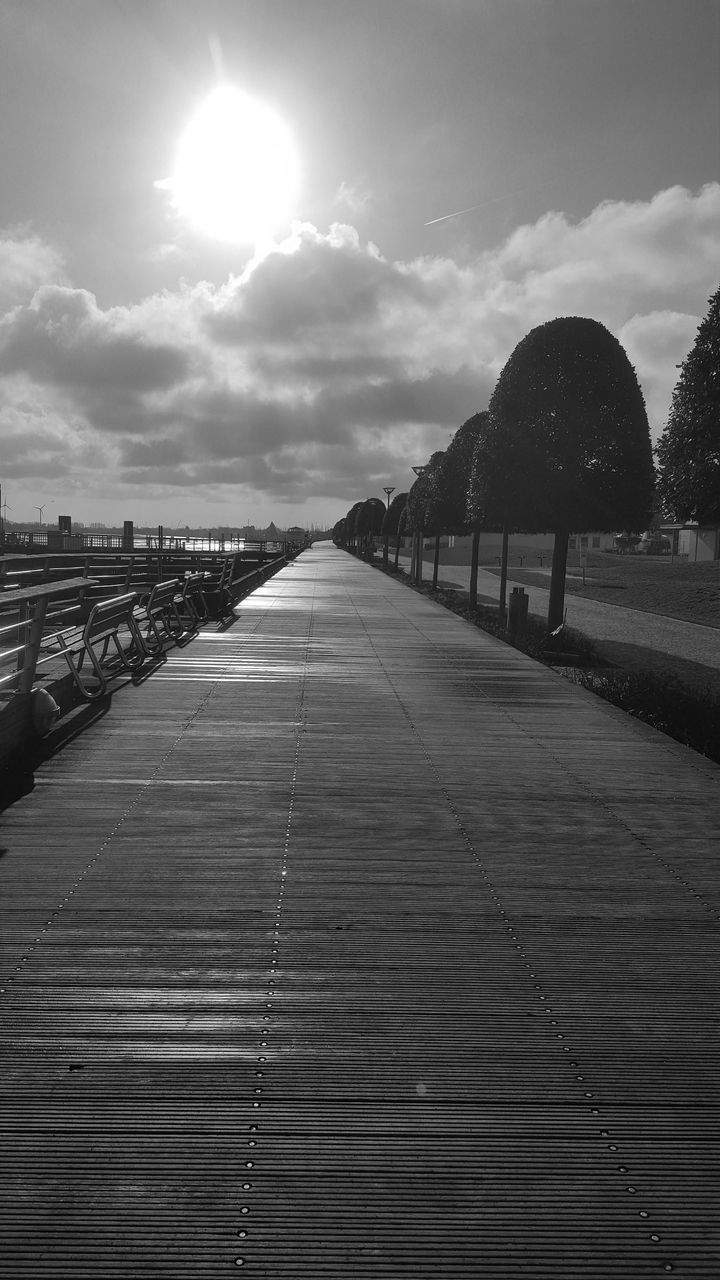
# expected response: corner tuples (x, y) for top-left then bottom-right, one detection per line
(410, 466), (427, 584)
(381, 487), (396, 565)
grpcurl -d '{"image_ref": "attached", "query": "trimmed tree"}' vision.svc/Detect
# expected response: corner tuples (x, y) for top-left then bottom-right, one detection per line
(332, 517), (347, 547)
(422, 451), (456, 588)
(405, 451), (446, 586)
(476, 317), (655, 629)
(356, 497), (386, 559)
(381, 491), (409, 567)
(396, 502), (410, 570)
(656, 284), (720, 523)
(439, 411), (489, 607)
(345, 500), (365, 554)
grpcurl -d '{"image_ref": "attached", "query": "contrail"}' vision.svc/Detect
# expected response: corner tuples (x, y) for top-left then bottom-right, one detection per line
(424, 175), (561, 226)
(424, 203), (485, 226)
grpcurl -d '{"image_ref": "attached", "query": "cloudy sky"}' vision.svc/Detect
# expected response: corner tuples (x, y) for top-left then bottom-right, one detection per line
(1, 0), (719, 530)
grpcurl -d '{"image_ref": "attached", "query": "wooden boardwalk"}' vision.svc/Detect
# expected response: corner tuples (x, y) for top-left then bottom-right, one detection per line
(1, 542), (718, 1277)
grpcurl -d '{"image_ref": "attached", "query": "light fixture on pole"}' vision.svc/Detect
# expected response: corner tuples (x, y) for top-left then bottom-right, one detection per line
(382, 486), (395, 509)
(410, 466), (427, 584)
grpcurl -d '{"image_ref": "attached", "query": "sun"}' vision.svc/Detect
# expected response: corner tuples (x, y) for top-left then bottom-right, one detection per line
(163, 85), (300, 244)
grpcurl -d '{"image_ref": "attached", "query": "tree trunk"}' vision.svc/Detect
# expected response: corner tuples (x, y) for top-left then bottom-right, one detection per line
(548, 528), (569, 630)
(394, 535), (401, 570)
(432, 533), (440, 589)
(416, 531), (424, 585)
(469, 528), (480, 609)
(383, 533), (389, 566)
(498, 527), (509, 623)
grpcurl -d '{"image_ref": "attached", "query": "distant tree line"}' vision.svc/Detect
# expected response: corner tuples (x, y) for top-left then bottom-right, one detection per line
(334, 311), (670, 629)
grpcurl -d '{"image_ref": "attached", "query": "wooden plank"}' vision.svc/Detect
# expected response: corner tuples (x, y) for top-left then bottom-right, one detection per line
(0, 544), (718, 1277)
(0, 577), (99, 605)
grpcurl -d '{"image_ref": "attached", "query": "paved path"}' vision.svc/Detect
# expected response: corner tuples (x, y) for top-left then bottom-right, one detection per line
(407, 554), (720, 670)
(1, 544), (718, 1276)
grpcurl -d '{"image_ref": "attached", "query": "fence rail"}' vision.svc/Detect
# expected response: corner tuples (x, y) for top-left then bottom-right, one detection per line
(1, 530), (298, 554)
(0, 579), (96, 697)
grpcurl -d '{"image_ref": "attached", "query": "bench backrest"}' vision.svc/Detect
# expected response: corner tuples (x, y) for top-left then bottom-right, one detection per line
(84, 593), (138, 641)
(145, 578), (181, 611)
(182, 572), (207, 595)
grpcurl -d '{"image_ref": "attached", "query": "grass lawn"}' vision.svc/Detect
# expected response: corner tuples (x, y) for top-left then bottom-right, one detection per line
(510, 554), (720, 627)
(440, 548), (720, 629)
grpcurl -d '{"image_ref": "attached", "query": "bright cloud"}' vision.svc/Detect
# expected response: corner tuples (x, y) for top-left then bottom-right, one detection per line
(0, 233), (66, 312)
(1, 184), (718, 523)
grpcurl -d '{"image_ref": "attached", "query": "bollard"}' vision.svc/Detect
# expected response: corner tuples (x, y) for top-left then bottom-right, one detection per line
(507, 586), (529, 645)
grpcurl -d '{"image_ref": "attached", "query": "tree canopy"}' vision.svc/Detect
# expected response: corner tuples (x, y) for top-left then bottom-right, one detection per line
(475, 316), (655, 534)
(436, 411), (488, 535)
(656, 284), (720, 524)
(331, 517), (347, 545)
(356, 497), (386, 538)
(405, 451), (447, 534)
(345, 500), (365, 545)
(381, 491), (409, 537)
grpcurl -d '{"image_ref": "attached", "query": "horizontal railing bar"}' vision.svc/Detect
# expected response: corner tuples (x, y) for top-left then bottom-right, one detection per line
(0, 641), (26, 662)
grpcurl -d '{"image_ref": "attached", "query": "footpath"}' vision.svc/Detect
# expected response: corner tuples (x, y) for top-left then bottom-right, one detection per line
(1, 543), (718, 1277)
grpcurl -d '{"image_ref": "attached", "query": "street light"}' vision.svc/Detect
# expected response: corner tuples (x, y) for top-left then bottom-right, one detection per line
(380, 487), (396, 566)
(410, 466), (427, 583)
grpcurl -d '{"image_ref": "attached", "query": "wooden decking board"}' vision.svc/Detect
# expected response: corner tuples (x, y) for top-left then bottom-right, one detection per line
(0, 542), (718, 1276)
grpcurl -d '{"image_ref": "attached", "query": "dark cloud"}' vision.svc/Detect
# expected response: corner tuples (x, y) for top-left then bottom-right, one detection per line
(251, 350), (402, 383)
(316, 366), (492, 429)
(205, 223), (423, 344)
(0, 286), (187, 392)
(119, 436), (189, 467)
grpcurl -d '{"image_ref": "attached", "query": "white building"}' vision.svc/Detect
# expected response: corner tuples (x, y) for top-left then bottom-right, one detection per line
(661, 522), (720, 561)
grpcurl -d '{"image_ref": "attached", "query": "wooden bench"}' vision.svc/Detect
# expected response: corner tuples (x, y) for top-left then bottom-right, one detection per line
(134, 578), (192, 655)
(53, 593), (145, 701)
(201, 558), (235, 618)
(174, 572), (209, 629)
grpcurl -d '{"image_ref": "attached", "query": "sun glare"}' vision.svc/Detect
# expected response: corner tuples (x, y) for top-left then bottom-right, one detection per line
(165, 85), (300, 244)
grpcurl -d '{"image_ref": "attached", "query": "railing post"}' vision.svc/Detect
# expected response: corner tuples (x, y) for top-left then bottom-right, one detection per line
(17, 597), (49, 695)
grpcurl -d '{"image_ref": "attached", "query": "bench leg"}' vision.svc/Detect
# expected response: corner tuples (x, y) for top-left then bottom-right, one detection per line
(56, 641), (107, 701)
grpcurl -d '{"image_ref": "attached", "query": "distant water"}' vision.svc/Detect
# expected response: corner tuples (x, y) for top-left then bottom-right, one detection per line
(135, 536), (248, 551)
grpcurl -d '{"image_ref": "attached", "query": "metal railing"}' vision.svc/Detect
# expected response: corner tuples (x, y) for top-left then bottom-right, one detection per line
(0, 580), (92, 697)
(2, 531), (301, 554)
